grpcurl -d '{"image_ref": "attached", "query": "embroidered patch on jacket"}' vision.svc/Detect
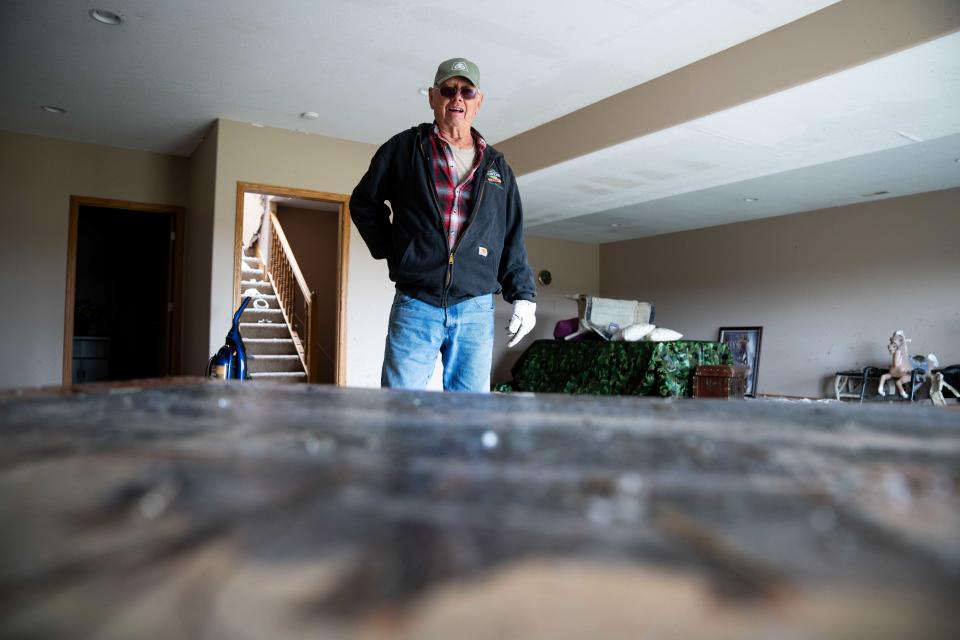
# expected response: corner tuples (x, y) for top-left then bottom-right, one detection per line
(478, 246), (488, 257)
(485, 169), (502, 185)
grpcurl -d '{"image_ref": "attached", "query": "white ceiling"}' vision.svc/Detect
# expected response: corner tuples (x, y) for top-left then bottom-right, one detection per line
(2, 0), (958, 243)
(522, 32), (960, 241)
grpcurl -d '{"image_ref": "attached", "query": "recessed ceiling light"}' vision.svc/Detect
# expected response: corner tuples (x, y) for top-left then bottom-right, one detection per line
(418, 87), (430, 96)
(41, 105), (67, 114)
(251, 122), (264, 128)
(609, 223), (620, 228)
(300, 111), (319, 120)
(744, 197), (758, 202)
(89, 9), (123, 25)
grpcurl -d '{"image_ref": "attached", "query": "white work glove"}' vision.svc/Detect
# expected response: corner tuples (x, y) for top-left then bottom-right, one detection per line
(506, 300), (537, 348)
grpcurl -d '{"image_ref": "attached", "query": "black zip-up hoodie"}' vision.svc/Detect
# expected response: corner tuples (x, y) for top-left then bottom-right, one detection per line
(350, 123), (536, 308)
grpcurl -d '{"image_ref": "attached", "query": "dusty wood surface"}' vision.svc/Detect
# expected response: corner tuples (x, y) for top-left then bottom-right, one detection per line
(0, 380), (958, 639)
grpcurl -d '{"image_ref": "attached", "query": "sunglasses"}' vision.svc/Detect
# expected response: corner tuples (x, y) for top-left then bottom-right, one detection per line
(437, 85), (479, 100)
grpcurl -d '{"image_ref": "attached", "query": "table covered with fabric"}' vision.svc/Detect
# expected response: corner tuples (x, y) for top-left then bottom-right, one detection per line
(495, 339), (732, 397)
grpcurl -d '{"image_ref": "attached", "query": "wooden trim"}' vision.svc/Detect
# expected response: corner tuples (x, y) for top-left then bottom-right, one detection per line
(237, 182), (351, 203)
(67, 196), (183, 215)
(63, 195), (186, 385)
(170, 207), (186, 374)
(337, 200), (351, 386)
(233, 182), (351, 386)
(233, 181), (246, 312)
(62, 198), (81, 383)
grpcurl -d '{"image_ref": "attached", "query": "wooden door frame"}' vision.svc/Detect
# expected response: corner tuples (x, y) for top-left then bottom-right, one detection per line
(63, 196), (185, 384)
(233, 182), (351, 386)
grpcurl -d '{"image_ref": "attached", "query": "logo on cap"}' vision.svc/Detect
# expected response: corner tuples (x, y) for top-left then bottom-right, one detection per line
(452, 62), (467, 71)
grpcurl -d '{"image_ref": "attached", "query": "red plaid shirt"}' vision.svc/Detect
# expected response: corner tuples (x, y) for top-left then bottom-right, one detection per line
(430, 125), (487, 250)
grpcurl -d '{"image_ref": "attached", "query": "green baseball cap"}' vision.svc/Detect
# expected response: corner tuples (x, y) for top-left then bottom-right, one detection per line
(434, 57), (480, 88)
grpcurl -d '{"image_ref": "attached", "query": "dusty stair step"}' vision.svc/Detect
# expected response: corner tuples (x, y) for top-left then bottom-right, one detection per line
(249, 371), (307, 382)
(256, 294), (280, 309)
(239, 322), (291, 339)
(247, 354), (305, 373)
(241, 264), (264, 275)
(240, 294), (280, 310)
(240, 280), (273, 295)
(244, 338), (297, 355)
(240, 308), (283, 323)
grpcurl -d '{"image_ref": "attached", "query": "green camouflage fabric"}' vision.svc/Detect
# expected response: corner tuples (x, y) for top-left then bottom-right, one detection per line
(495, 339), (732, 397)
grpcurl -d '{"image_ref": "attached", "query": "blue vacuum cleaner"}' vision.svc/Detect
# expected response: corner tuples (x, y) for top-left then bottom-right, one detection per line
(206, 297), (251, 380)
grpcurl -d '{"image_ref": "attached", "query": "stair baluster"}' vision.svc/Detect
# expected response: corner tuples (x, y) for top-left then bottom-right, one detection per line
(257, 212), (314, 381)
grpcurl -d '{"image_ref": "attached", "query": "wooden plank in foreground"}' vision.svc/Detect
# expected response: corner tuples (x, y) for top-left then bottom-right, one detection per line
(0, 380), (957, 639)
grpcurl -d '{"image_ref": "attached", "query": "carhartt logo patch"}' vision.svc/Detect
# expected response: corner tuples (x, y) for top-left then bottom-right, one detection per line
(485, 169), (502, 185)
(478, 246), (488, 257)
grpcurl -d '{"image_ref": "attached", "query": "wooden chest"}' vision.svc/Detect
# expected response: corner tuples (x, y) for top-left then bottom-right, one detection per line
(693, 364), (747, 399)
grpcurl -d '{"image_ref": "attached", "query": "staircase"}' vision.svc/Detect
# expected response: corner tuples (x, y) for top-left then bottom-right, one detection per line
(239, 249), (307, 382)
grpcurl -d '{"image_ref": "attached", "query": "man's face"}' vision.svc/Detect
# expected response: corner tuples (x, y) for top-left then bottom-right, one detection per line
(429, 76), (483, 130)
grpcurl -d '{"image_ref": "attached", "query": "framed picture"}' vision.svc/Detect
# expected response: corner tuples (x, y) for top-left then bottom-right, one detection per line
(718, 327), (763, 397)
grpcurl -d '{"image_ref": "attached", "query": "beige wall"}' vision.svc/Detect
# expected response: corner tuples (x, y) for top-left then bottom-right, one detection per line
(183, 122), (218, 377)
(206, 119), (388, 386)
(599, 188), (960, 398)
(492, 236), (600, 386)
(0, 130), (188, 389)
(275, 205), (339, 384)
(203, 120), (595, 390)
(10, 122), (950, 398)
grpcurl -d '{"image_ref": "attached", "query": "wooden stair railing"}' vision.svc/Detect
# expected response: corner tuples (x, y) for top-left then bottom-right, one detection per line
(263, 212), (314, 379)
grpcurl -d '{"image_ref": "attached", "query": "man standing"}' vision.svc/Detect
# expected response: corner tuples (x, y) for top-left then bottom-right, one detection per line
(350, 57), (537, 392)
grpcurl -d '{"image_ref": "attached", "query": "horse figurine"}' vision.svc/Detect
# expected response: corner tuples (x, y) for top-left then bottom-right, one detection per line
(878, 330), (915, 399)
(877, 330), (939, 400)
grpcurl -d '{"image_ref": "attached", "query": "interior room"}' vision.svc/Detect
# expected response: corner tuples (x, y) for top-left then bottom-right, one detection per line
(1, 1), (958, 637)
(69, 202), (181, 383)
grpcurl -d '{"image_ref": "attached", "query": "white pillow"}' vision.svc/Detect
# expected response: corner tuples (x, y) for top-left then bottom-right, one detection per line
(646, 327), (683, 342)
(618, 322), (656, 341)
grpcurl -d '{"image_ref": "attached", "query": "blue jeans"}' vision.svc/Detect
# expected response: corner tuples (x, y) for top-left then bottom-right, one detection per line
(382, 291), (494, 392)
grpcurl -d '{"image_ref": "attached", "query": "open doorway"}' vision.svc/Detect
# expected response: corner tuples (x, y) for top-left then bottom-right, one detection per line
(233, 182), (350, 385)
(63, 196), (184, 384)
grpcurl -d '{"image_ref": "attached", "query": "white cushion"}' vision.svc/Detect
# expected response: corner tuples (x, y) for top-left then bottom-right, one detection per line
(646, 327), (683, 342)
(618, 323), (656, 341)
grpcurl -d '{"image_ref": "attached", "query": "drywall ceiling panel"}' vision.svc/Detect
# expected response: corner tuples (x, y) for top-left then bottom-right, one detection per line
(519, 31), (960, 231)
(0, 0), (839, 154)
(528, 131), (960, 243)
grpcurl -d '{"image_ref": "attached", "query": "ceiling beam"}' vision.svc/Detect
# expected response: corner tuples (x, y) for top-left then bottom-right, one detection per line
(498, 0), (960, 176)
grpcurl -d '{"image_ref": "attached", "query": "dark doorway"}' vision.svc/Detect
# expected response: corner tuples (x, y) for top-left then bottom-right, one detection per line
(64, 198), (184, 384)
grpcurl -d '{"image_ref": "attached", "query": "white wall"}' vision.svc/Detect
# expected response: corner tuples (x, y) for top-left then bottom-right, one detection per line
(241, 193), (265, 248)
(0, 130), (188, 389)
(599, 188), (960, 398)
